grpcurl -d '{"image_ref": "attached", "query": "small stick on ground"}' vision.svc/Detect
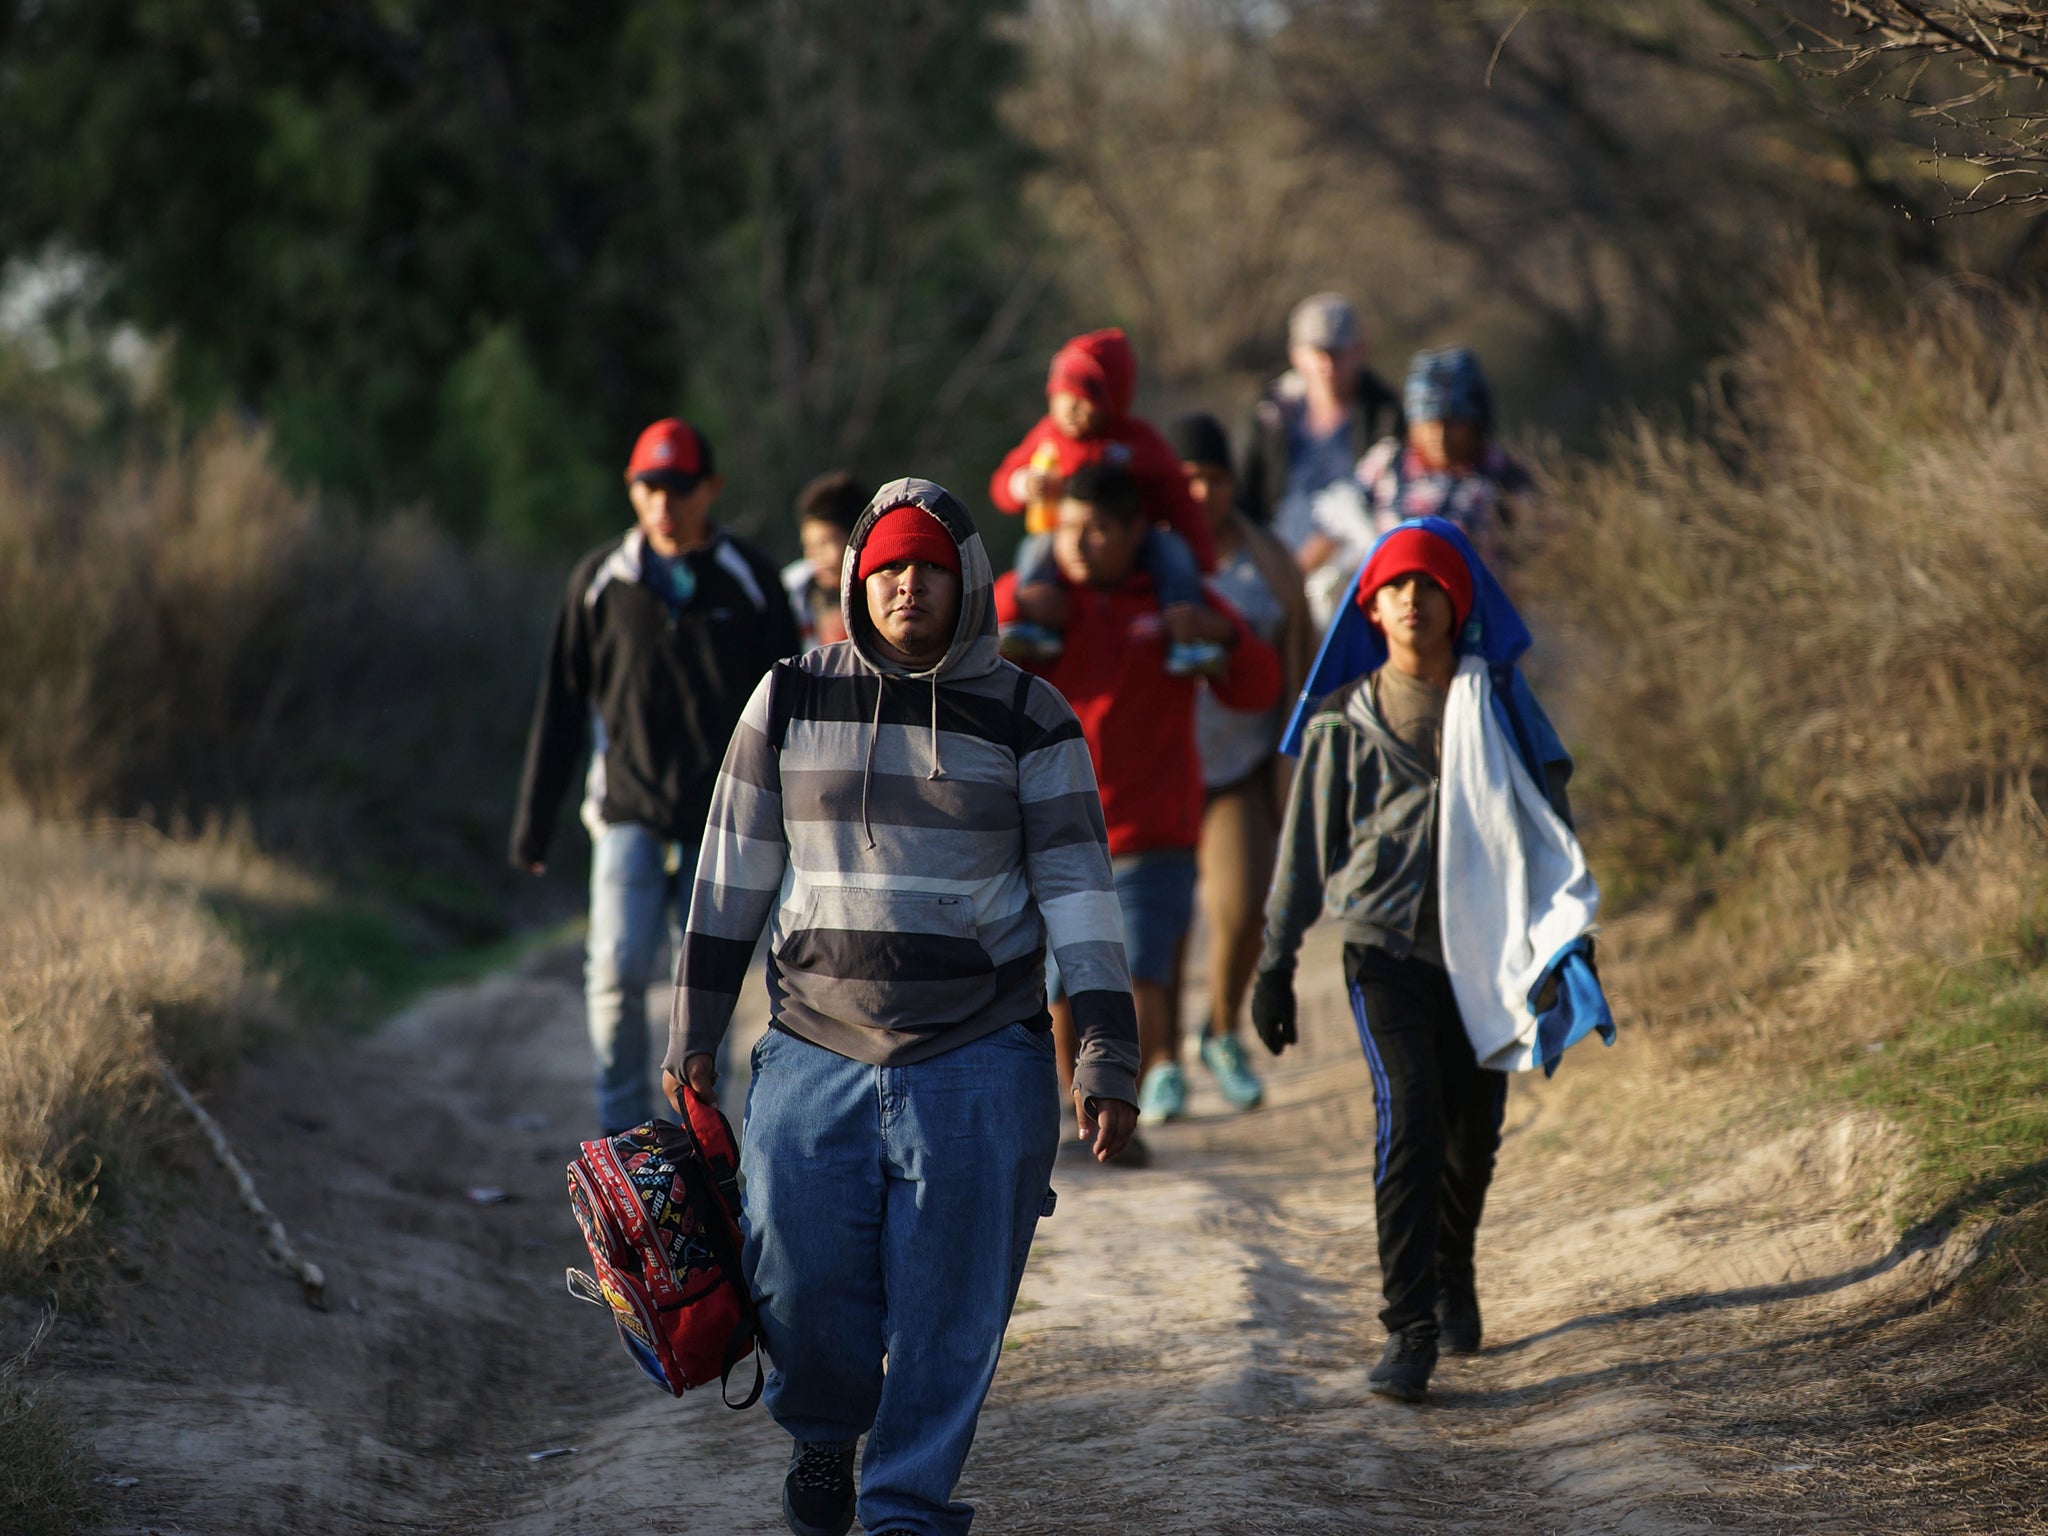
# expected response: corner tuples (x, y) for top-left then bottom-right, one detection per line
(150, 1041), (328, 1310)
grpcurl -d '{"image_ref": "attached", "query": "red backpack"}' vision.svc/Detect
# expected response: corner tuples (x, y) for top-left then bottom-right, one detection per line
(564, 1090), (762, 1407)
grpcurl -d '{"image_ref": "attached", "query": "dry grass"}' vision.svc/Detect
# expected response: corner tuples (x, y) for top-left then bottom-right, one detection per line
(0, 417), (547, 933)
(0, 812), (293, 1301)
(0, 1314), (95, 1536)
(1526, 263), (2048, 904)
(1506, 270), (2048, 1522)
(1517, 266), (2048, 1075)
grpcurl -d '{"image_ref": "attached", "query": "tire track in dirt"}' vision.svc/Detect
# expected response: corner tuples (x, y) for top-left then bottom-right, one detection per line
(29, 929), (1978, 1535)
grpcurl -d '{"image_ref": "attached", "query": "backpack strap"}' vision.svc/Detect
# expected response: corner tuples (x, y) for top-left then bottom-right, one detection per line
(720, 1322), (765, 1409)
(765, 660), (803, 752)
(671, 1094), (766, 1411)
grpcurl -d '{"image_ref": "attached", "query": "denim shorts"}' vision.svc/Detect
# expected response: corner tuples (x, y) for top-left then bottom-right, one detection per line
(1050, 847), (1197, 995)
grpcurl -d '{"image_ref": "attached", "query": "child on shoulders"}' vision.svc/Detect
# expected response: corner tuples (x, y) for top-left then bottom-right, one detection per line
(990, 328), (1225, 676)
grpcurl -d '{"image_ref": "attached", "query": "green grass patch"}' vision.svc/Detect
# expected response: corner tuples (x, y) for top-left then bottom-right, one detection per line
(1836, 957), (2048, 1233)
(210, 893), (573, 1036)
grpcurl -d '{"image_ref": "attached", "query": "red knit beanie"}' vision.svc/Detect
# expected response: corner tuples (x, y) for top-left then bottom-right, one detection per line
(1356, 527), (1474, 633)
(856, 505), (960, 582)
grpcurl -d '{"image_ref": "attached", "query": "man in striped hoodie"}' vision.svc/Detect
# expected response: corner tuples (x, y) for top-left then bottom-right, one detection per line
(663, 478), (1139, 1536)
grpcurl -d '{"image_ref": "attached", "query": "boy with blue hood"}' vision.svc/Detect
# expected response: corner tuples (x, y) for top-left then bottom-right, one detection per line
(1251, 517), (1612, 1402)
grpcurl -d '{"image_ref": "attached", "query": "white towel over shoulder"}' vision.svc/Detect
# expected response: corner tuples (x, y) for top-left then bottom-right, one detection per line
(1437, 655), (1600, 1072)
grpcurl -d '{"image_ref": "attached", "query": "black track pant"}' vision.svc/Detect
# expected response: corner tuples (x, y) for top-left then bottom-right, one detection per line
(1344, 943), (1509, 1334)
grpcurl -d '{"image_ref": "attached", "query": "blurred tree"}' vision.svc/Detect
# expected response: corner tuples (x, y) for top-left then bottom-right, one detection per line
(0, 0), (1043, 550)
(1008, 0), (2040, 444)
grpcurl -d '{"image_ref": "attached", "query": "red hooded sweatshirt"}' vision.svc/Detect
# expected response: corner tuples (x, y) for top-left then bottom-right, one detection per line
(994, 567), (1281, 857)
(990, 329), (1216, 571)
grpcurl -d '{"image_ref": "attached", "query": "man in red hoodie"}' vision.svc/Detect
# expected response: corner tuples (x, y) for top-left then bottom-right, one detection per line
(995, 460), (1282, 1152)
(991, 328), (1224, 677)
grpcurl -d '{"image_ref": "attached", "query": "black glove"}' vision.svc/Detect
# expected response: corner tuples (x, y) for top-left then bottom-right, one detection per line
(1250, 967), (1297, 1056)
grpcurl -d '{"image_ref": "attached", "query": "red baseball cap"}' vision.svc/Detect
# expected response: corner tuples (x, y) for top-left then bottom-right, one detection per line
(1356, 526), (1474, 633)
(625, 418), (714, 491)
(856, 505), (960, 582)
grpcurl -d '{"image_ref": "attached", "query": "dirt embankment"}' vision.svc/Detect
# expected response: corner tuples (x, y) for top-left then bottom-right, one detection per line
(16, 926), (2035, 1536)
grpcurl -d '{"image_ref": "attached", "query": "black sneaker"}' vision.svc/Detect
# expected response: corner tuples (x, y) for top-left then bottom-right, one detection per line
(1436, 1278), (1482, 1355)
(781, 1440), (856, 1536)
(1367, 1323), (1438, 1402)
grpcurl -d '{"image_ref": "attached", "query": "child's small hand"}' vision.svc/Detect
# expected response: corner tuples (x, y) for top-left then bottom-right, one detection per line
(1161, 602), (1235, 648)
(1023, 465), (1065, 504)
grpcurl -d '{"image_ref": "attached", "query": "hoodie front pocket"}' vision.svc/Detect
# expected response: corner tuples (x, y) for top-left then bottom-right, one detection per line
(778, 886), (993, 983)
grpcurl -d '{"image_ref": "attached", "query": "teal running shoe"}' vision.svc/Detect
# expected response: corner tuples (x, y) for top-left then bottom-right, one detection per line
(1164, 639), (1227, 677)
(1200, 1032), (1265, 1109)
(999, 622), (1064, 663)
(1137, 1062), (1187, 1124)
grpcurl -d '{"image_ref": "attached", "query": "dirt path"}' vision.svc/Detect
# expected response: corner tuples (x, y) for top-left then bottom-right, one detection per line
(32, 927), (1999, 1536)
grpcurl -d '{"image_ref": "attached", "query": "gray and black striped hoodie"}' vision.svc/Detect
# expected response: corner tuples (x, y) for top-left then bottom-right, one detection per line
(663, 478), (1140, 1106)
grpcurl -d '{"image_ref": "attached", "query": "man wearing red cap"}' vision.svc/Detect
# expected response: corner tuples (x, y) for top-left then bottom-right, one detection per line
(1250, 521), (1570, 1403)
(512, 418), (799, 1134)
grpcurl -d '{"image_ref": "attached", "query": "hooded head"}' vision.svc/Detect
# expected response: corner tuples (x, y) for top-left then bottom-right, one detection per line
(840, 478), (1000, 682)
(1279, 516), (1530, 756)
(1047, 328), (1138, 421)
(1403, 346), (1493, 432)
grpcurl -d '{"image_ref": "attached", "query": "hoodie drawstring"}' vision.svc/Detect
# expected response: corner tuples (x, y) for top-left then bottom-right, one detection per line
(859, 672), (947, 852)
(860, 676), (886, 851)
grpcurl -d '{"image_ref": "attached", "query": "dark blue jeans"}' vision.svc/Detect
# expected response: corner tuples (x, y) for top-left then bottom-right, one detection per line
(1013, 525), (1202, 608)
(741, 1022), (1062, 1535)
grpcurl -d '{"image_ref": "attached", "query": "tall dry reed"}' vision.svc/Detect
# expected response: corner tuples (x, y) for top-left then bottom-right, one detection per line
(1525, 267), (2048, 905)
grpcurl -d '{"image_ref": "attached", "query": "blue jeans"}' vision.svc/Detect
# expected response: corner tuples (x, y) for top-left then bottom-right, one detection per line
(1049, 847), (1197, 995)
(585, 822), (695, 1133)
(742, 1023), (1062, 1536)
(1013, 524), (1203, 608)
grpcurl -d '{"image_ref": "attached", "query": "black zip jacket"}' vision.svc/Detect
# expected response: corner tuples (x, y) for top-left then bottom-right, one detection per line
(510, 527), (801, 865)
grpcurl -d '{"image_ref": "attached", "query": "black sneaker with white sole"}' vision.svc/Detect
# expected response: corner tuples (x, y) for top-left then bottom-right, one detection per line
(1367, 1322), (1439, 1402)
(782, 1440), (856, 1536)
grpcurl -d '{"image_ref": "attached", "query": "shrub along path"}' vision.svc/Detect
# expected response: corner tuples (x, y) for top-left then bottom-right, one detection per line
(32, 924), (2043, 1536)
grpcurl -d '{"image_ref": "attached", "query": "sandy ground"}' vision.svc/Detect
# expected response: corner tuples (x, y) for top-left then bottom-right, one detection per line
(19, 923), (2006, 1536)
